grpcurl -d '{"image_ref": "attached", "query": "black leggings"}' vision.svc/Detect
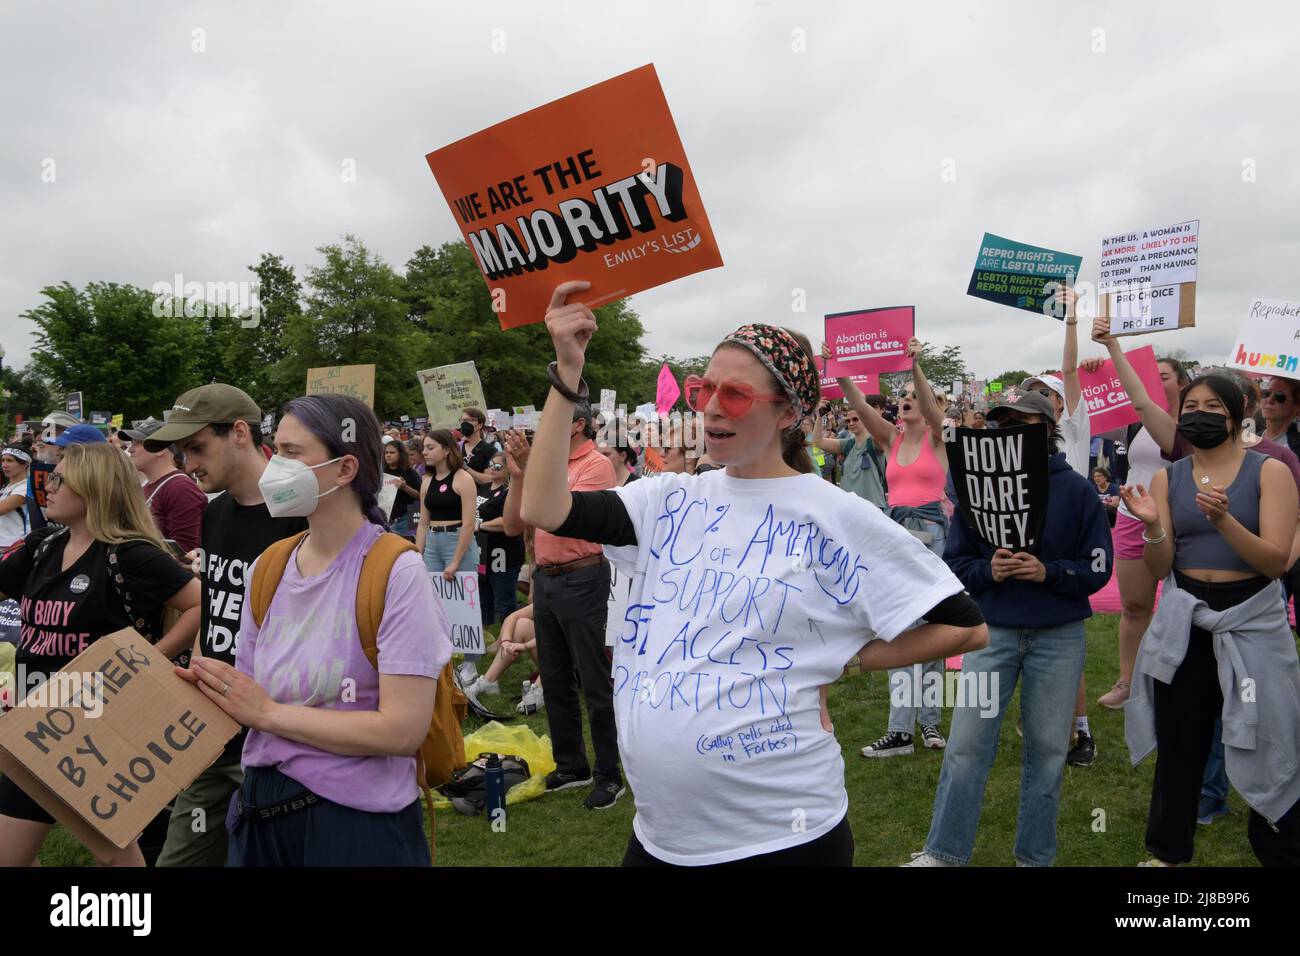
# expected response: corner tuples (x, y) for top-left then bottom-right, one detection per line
(1146, 572), (1300, 865)
(623, 814), (854, 867)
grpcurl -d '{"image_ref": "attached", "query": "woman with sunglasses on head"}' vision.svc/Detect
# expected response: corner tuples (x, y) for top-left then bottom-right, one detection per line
(520, 281), (987, 867)
(1121, 375), (1300, 866)
(829, 337), (955, 758)
(1260, 376), (1300, 459)
(0, 443), (200, 867)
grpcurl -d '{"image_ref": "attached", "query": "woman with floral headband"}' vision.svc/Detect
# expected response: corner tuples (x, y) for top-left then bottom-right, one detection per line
(519, 281), (988, 867)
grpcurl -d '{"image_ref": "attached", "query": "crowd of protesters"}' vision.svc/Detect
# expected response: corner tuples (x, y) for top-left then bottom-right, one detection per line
(0, 277), (1297, 870)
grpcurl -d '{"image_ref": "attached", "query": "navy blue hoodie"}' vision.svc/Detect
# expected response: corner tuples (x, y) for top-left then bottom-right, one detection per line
(944, 451), (1113, 628)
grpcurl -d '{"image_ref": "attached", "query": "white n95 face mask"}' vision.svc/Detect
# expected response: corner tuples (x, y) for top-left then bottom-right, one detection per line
(259, 454), (343, 518)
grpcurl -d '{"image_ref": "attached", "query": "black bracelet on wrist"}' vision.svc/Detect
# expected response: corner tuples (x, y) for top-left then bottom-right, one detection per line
(546, 361), (590, 403)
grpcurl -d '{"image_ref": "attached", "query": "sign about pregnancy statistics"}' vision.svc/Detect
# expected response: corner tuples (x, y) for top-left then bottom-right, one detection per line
(815, 356), (879, 401)
(966, 233), (1081, 319)
(424, 64), (723, 329)
(1078, 346), (1166, 434)
(824, 307), (915, 376)
(1227, 299), (1300, 377)
(1098, 219), (1199, 335)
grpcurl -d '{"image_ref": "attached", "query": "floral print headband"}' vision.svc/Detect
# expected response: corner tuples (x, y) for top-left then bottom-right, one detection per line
(721, 323), (821, 420)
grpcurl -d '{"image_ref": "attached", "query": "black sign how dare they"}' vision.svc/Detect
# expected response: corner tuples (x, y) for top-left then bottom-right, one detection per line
(948, 424), (1049, 552)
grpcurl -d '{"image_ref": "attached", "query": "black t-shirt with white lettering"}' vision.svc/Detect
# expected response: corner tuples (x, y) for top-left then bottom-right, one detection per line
(200, 493), (307, 762)
(0, 526), (193, 684)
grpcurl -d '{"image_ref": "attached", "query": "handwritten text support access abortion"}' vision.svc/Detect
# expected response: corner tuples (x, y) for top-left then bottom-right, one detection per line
(612, 487), (874, 734)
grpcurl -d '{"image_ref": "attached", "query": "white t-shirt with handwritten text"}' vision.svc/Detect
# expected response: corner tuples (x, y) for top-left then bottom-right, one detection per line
(605, 469), (964, 865)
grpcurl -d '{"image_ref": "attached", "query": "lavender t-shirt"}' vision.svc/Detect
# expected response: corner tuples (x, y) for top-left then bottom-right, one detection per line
(235, 521), (452, 813)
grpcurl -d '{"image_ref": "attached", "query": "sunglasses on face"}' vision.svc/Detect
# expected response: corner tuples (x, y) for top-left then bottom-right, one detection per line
(684, 375), (785, 418)
(898, 392), (916, 401)
(1264, 390), (1292, 404)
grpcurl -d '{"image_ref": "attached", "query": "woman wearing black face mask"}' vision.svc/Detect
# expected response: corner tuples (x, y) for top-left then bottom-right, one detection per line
(458, 408), (497, 492)
(1121, 375), (1300, 867)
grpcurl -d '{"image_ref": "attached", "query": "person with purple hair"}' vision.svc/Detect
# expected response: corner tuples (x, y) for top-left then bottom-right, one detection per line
(179, 394), (452, 866)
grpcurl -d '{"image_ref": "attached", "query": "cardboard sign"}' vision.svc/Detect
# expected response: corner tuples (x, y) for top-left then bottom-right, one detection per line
(1227, 298), (1300, 377)
(0, 630), (238, 858)
(424, 64), (723, 329)
(417, 362), (486, 430)
(306, 364), (376, 409)
(948, 424), (1050, 552)
(511, 405), (537, 430)
(966, 233), (1081, 318)
(815, 356), (879, 401)
(605, 564), (633, 648)
(825, 307), (915, 375)
(428, 572), (484, 656)
(1079, 346), (1167, 434)
(1099, 220), (1199, 335)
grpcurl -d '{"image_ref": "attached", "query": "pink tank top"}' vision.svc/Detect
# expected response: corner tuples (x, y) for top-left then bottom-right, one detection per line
(887, 430), (946, 507)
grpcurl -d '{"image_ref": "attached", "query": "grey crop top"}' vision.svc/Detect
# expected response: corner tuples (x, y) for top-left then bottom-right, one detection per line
(1170, 451), (1264, 574)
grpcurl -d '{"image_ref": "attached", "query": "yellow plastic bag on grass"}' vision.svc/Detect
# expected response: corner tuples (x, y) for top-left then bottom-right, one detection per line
(429, 720), (556, 809)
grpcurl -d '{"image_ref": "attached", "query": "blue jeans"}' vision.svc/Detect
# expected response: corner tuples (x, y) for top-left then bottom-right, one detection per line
(887, 516), (947, 734)
(924, 621), (1087, 866)
(424, 531), (481, 661)
(1200, 719), (1229, 811)
(487, 568), (521, 628)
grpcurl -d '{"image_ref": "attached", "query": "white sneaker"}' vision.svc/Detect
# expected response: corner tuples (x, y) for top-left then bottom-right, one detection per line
(517, 681), (544, 715)
(457, 661), (479, 685)
(466, 677), (499, 698)
(902, 851), (957, 867)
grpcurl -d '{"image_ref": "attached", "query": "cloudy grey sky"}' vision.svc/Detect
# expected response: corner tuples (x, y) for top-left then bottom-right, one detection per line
(3, 0), (1297, 388)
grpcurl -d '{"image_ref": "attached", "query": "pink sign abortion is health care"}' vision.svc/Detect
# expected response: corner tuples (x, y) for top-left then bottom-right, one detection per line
(1078, 345), (1166, 435)
(825, 307), (915, 377)
(815, 356), (879, 401)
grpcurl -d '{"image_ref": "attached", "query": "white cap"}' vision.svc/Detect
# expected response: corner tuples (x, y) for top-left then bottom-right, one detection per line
(1021, 373), (1065, 401)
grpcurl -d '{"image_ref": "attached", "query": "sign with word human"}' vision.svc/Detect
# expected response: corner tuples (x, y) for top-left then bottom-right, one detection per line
(1227, 299), (1300, 378)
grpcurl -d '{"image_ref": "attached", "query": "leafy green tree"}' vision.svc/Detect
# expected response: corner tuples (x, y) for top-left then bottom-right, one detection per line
(1, 364), (56, 435)
(988, 369), (1033, 390)
(26, 281), (208, 421)
(270, 236), (423, 418)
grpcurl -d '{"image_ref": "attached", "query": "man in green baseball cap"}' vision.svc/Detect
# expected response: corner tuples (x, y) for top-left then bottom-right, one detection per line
(142, 383), (263, 453)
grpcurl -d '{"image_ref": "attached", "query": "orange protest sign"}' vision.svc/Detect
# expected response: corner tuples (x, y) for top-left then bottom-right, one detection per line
(425, 64), (723, 329)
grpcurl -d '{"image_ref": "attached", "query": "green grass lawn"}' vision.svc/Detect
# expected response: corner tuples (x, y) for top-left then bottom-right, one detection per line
(32, 614), (1265, 866)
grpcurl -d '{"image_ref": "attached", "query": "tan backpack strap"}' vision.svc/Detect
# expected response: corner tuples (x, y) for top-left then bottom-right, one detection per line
(249, 531), (309, 629)
(355, 532), (418, 670)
